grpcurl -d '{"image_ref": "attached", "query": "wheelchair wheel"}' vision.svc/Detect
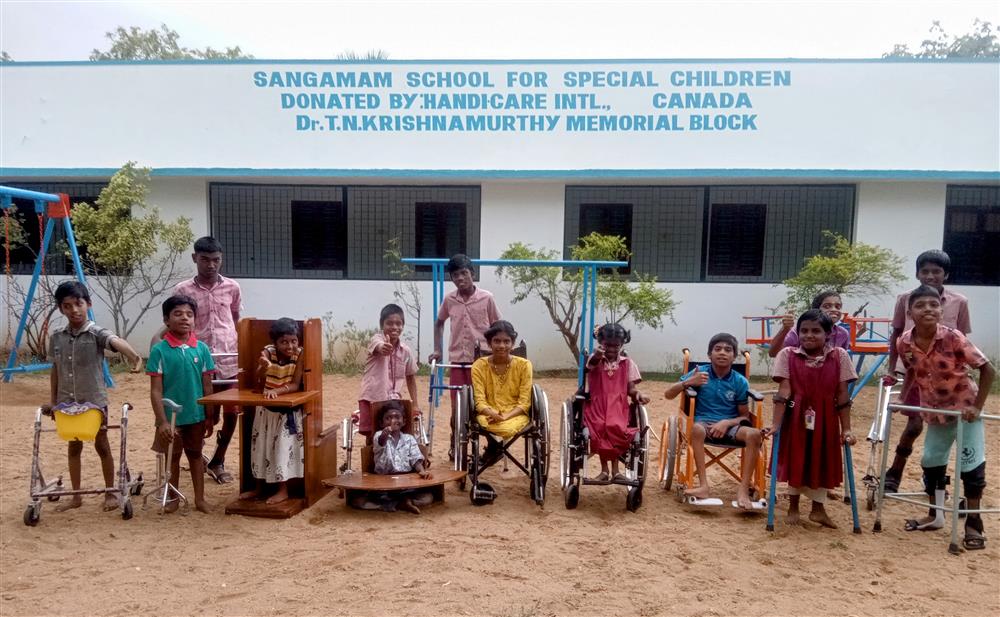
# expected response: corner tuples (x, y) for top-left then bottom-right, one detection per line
(559, 401), (573, 490)
(122, 499), (134, 521)
(532, 385), (552, 488)
(632, 405), (650, 487)
(564, 480), (580, 510)
(626, 486), (643, 513)
(470, 481), (496, 506)
(660, 416), (678, 490)
(23, 503), (40, 527)
(453, 386), (472, 473)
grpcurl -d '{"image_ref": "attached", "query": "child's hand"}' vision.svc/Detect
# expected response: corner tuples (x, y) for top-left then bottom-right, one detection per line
(780, 314), (794, 330)
(841, 431), (856, 446)
(263, 388), (279, 400)
(157, 423), (174, 443)
(761, 425), (776, 439)
(377, 341), (393, 355)
(593, 346), (605, 359)
(258, 353), (271, 371)
(881, 374), (899, 387)
(427, 351), (441, 363)
(418, 463), (432, 479)
(635, 392), (650, 405)
(130, 356), (144, 373)
(707, 420), (731, 439)
(684, 372), (709, 388)
(204, 421), (215, 439)
(961, 406), (982, 422)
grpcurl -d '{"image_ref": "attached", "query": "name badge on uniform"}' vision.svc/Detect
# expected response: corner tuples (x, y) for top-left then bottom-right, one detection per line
(804, 407), (816, 431)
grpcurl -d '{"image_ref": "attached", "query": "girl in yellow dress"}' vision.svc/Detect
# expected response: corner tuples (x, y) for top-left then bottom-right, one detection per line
(471, 321), (533, 465)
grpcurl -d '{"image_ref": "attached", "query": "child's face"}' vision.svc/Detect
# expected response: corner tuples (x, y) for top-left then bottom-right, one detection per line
(193, 251), (223, 280)
(488, 332), (514, 356)
(164, 304), (196, 336)
(382, 314), (404, 342)
(797, 320), (828, 353)
(382, 410), (404, 432)
(916, 263), (948, 290)
(58, 296), (91, 327)
(273, 333), (299, 358)
(908, 296), (943, 329)
(817, 296), (843, 323)
(599, 339), (623, 360)
(449, 268), (474, 294)
(709, 342), (736, 368)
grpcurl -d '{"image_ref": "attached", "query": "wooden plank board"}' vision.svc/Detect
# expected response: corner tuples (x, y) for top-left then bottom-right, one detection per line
(225, 496), (306, 519)
(197, 388), (319, 408)
(322, 468), (466, 491)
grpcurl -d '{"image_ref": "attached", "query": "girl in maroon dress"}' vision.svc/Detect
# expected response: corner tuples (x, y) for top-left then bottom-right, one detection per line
(583, 324), (650, 484)
(764, 310), (857, 527)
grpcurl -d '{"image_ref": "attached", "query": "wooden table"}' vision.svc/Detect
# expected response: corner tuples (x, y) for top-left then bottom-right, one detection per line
(323, 469), (467, 507)
(197, 389), (319, 408)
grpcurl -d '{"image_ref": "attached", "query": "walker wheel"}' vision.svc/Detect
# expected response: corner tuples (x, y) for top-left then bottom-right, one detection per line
(23, 504), (40, 527)
(47, 495), (60, 502)
(131, 481), (144, 496)
(122, 500), (134, 521)
(865, 486), (876, 511)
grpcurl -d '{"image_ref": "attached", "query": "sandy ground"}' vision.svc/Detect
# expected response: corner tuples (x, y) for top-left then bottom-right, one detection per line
(0, 372), (997, 617)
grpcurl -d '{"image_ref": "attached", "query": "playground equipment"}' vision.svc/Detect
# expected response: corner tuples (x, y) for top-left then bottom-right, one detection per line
(874, 403), (1000, 554)
(1, 185), (112, 386)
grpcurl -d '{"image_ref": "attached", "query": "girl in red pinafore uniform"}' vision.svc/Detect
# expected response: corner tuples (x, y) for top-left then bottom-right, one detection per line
(765, 309), (857, 528)
(583, 324), (650, 484)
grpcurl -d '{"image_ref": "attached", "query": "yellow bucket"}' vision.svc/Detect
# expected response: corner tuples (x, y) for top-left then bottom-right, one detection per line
(54, 408), (104, 442)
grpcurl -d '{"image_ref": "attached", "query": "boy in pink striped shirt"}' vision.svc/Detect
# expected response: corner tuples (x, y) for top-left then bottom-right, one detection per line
(358, 304), (419, 443)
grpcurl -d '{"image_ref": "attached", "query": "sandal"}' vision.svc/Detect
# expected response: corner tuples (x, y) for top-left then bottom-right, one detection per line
(964, 519), (987, 550)
(904, 518), (943, 531)
(883, 470), (901, 494)
(612, 473), (629, 484)
(207, 463), (233, 484)
(592, 472), (610, 484)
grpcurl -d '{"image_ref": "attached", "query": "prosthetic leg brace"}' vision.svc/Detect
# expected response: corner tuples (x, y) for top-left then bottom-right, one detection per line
(904, 465), (947, 530)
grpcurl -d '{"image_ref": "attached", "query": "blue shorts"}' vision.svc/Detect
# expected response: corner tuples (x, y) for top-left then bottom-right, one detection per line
(921, 419), (986, 472)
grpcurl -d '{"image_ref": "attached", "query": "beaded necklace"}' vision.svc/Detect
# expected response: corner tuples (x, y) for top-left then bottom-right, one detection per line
(489, 356), (511, 386)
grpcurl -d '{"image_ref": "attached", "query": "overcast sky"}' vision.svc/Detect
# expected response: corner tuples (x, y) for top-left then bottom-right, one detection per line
(2, 0), (998, 61)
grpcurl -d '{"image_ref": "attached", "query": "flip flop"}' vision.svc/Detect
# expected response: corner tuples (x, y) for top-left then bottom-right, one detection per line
(963, 522), (987, 550)
(904, 518), (943, 531)
(611, 473), (629, 484)
(592, 472), (611, 484)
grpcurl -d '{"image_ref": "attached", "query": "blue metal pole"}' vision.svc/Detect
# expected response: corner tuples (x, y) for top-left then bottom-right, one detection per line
(844, 442), (861, 533)
(3, 217), (55, 382)
(766, 430), (781, 531)
(577, 265), (589, 387)
(63, 216), (113, 387)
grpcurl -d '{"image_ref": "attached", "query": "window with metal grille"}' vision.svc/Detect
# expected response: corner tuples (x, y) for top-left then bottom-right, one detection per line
(707, 203), (767, 277)
(415, 202), (467, 272)
(578, 203), (632, 273)
(291, 200), (347, 271)
(943, 185), (1000, 286)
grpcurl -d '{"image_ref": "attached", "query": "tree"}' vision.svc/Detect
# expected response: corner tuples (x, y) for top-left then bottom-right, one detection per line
(90, 24), (252, 61)
(497, 233), (677, 364)
(884, 19), (999, 58)
(383, 236), (423, 359)
(336, 49), (390, 61)
(781, 231), (906, 313)
(71, 163), (194, 340)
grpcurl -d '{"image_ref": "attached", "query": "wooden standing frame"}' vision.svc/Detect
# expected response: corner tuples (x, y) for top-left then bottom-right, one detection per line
(198, 318), (338, 518)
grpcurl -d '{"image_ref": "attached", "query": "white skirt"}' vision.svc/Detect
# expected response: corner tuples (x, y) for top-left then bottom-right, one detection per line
(249, 406), (304, 483)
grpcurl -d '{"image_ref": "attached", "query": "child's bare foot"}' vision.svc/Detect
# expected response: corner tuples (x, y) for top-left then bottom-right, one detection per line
(163, 499), (180, 513)
(786, 509), (801, 525)
(736, 488), (754, 510)
(238, 489), (261, 500)
(265, 487), (289, 505)
(101, 494), (120, 512)
(684, 485), (711, 500)
(194, 500), (211, 514)
(55, 496), (83, 512)
(809, 507), (838, 529)
(399, 498), (421, 515)
(826, 490), (840, 501)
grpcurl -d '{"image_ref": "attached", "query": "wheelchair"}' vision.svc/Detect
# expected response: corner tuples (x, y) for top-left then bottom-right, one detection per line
(450, 342), (551, 506)
(559, 377), (651, 512)
(657, 349), (767, 508)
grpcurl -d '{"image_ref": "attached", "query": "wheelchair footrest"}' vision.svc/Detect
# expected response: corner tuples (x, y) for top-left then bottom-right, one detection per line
(731, 499), (767, 510)
(684, 496), (724, 507)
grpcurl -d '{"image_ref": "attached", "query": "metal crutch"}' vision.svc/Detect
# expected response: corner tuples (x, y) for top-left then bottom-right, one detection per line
(143, 399), (188, 513)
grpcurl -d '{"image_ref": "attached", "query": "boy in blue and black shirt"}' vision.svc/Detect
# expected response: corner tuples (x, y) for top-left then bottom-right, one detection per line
(664, 333), (763, 509)
(147, 294), (215, 513)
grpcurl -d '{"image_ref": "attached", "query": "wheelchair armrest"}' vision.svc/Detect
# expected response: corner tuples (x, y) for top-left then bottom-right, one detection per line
(685, 387), (699, 398)
(747, 389), (764, 402)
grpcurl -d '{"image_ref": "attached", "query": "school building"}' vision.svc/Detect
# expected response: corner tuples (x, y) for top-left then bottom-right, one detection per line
(1, 59), (998, 370)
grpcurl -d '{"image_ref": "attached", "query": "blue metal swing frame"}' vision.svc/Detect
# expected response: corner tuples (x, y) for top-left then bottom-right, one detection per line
(1, 185), (113, 386)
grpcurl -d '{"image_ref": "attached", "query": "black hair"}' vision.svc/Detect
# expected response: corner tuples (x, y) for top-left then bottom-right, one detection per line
(484, 320), (518, 343)
(445, 253), (474, 275)
(380, 400), (405, 423)
(269, 317), (299, 342)
(193, 236), (223, 254)
(379, 303), (405, 327)
(915, 250), (950, 275)
(595, 323), (630, 344)
(162, 294), (198, 319)
(797, 309), (833, 333)
(811, 291), (842, 309)
(54, 280), (91, 305)
(707, 332), (739, 355)
(907, 284), (941, 309)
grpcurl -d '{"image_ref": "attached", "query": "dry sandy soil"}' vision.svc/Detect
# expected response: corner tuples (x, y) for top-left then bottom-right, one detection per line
(1, 372), (997, 617)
